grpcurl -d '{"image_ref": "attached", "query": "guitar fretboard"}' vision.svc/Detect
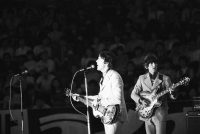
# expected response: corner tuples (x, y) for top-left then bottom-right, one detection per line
(76, 95), (105, 114)
(156, 83), (181, 99)
(77, 96), (93, 107)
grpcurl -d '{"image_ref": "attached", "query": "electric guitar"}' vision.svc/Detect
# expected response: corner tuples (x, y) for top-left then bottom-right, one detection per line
(135, 77), (190, 119)
(65, 89), (120, 124)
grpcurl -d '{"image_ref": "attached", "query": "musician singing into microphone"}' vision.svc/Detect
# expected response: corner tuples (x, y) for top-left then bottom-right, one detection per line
(73, 50), (128, 134)
(131, 54), (175, 134)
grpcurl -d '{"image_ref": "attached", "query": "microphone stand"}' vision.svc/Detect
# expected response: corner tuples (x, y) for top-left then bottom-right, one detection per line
(83, 70), (91, 134)
(19, 76), (24, 134)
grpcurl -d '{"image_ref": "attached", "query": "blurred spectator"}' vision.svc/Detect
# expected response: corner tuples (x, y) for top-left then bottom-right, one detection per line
(112, 46), (129, 76)
(32, 94), (51, 109)
(175, 55), (190, 78)
(33, 42), (45, 59)
(125, 31), (145, 54)
(168, 42), (183, 64)
(99, 21), (115, 41)
(15, 38), (31, 56)
(165, 33), (180, 51)
(23, 70), (36, 91)
(36, 50), (55, 73)
(80, 47), (96, 67)
(159, 58), (176, 82)
(109, 35), (125, 51)
(1, 53), (18, 77)
(48, 22), (63, 42)
(33, 38), (52, 59)
(2, 87), (21, 109)
(130, 46), (145, 66)
(36, 67), (55, 96)
(0, 39), (15, 58)
(23, 50), (37, 73)
(153, 41), (168, 64)
(91, 36), (106, 55)
(123, 61), (138, 101)
(41, 37), (53, 57)
(186, 61), (200, 98)
(24, 84), (37, 109)
(174, 55), (191, 100)
(50, 78), (66, 108)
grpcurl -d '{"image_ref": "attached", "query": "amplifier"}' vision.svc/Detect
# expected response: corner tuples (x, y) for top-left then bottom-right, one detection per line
(186, 111), (200, 134)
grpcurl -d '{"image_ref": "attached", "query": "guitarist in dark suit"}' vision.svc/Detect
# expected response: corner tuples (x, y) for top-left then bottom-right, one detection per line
(131, 54), (175, 134)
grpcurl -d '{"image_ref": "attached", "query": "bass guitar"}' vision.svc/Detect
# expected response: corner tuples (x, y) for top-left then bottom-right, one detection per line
(135, 77), (190, 119)
(65, 89), (120, 124)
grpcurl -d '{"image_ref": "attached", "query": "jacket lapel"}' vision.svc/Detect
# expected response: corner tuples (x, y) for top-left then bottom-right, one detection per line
(144, 73), (152, 90)
(100, 70), (111, 91)
(144, 73), (163, 91)
(152, 73), (162, 90)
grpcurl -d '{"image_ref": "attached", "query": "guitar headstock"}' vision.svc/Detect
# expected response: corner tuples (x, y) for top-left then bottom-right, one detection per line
(179, 77), (190, 86)
(65, 88), (71, 97)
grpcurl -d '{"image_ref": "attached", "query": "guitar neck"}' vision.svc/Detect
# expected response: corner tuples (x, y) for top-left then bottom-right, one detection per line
(156, 83), (180, 99)
(77, 96), (105, 114)
(77, 96), (93, 108)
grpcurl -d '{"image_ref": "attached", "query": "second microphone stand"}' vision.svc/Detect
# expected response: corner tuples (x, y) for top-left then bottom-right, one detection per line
(83, 70), (91, 134)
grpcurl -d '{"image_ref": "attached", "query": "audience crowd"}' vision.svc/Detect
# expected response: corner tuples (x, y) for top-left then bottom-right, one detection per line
(0, 0), (200, 109)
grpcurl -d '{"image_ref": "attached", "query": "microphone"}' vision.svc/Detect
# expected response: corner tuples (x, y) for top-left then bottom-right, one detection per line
(78, 65), (95, 72)
(14, 70), (28, 77)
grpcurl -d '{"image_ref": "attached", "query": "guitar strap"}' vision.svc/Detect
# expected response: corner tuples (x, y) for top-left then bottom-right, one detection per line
(157, 74), (164, 93)
(159, 74), (163, 82)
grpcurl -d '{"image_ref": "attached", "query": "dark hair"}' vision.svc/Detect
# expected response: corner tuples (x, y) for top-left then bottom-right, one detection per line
(99, 50), (113, 68)
(144, 54), (158, 69)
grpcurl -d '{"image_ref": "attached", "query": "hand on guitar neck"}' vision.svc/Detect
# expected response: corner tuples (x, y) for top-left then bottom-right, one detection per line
(71, 93), (98, 107)
(169, 84), (177, 100)
(71, 93), (80, 102)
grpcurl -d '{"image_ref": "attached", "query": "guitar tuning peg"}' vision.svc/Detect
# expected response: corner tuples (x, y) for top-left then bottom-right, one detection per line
(64, 88), (71, 96)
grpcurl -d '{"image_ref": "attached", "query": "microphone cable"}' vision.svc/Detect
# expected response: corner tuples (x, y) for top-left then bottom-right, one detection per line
(9, 75), (24, 134)
(9, 76), (15, 121)
(69, 70), (87, 118)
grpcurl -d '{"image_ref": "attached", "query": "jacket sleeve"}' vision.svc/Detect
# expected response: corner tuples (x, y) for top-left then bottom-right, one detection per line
(100, 72), (123, 106)
(110, 72), (123, 105)
(164, 75), (176, 99)
(131, 76), (142, 104)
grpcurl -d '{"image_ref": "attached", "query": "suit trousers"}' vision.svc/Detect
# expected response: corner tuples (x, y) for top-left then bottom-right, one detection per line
(145, 117), (166, 134)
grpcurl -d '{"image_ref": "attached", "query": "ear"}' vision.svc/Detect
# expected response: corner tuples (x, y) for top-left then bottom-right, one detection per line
(104, 61), (108, 65)
(144, 63), (148, 69)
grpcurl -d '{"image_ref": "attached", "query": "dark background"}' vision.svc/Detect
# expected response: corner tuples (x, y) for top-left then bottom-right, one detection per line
(0, 0), (199, 115)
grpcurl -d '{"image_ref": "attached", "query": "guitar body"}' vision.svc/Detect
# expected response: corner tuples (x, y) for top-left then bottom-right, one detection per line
(136, 91), (162, 118)
(101, 105), (120, 124)
(93, 104), (120, 124)
(136, 98), (162, 118)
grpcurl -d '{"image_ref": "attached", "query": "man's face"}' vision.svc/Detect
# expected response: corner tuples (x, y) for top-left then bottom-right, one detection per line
(96, 56), (106, 71)
(147, 62), (158, 74)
